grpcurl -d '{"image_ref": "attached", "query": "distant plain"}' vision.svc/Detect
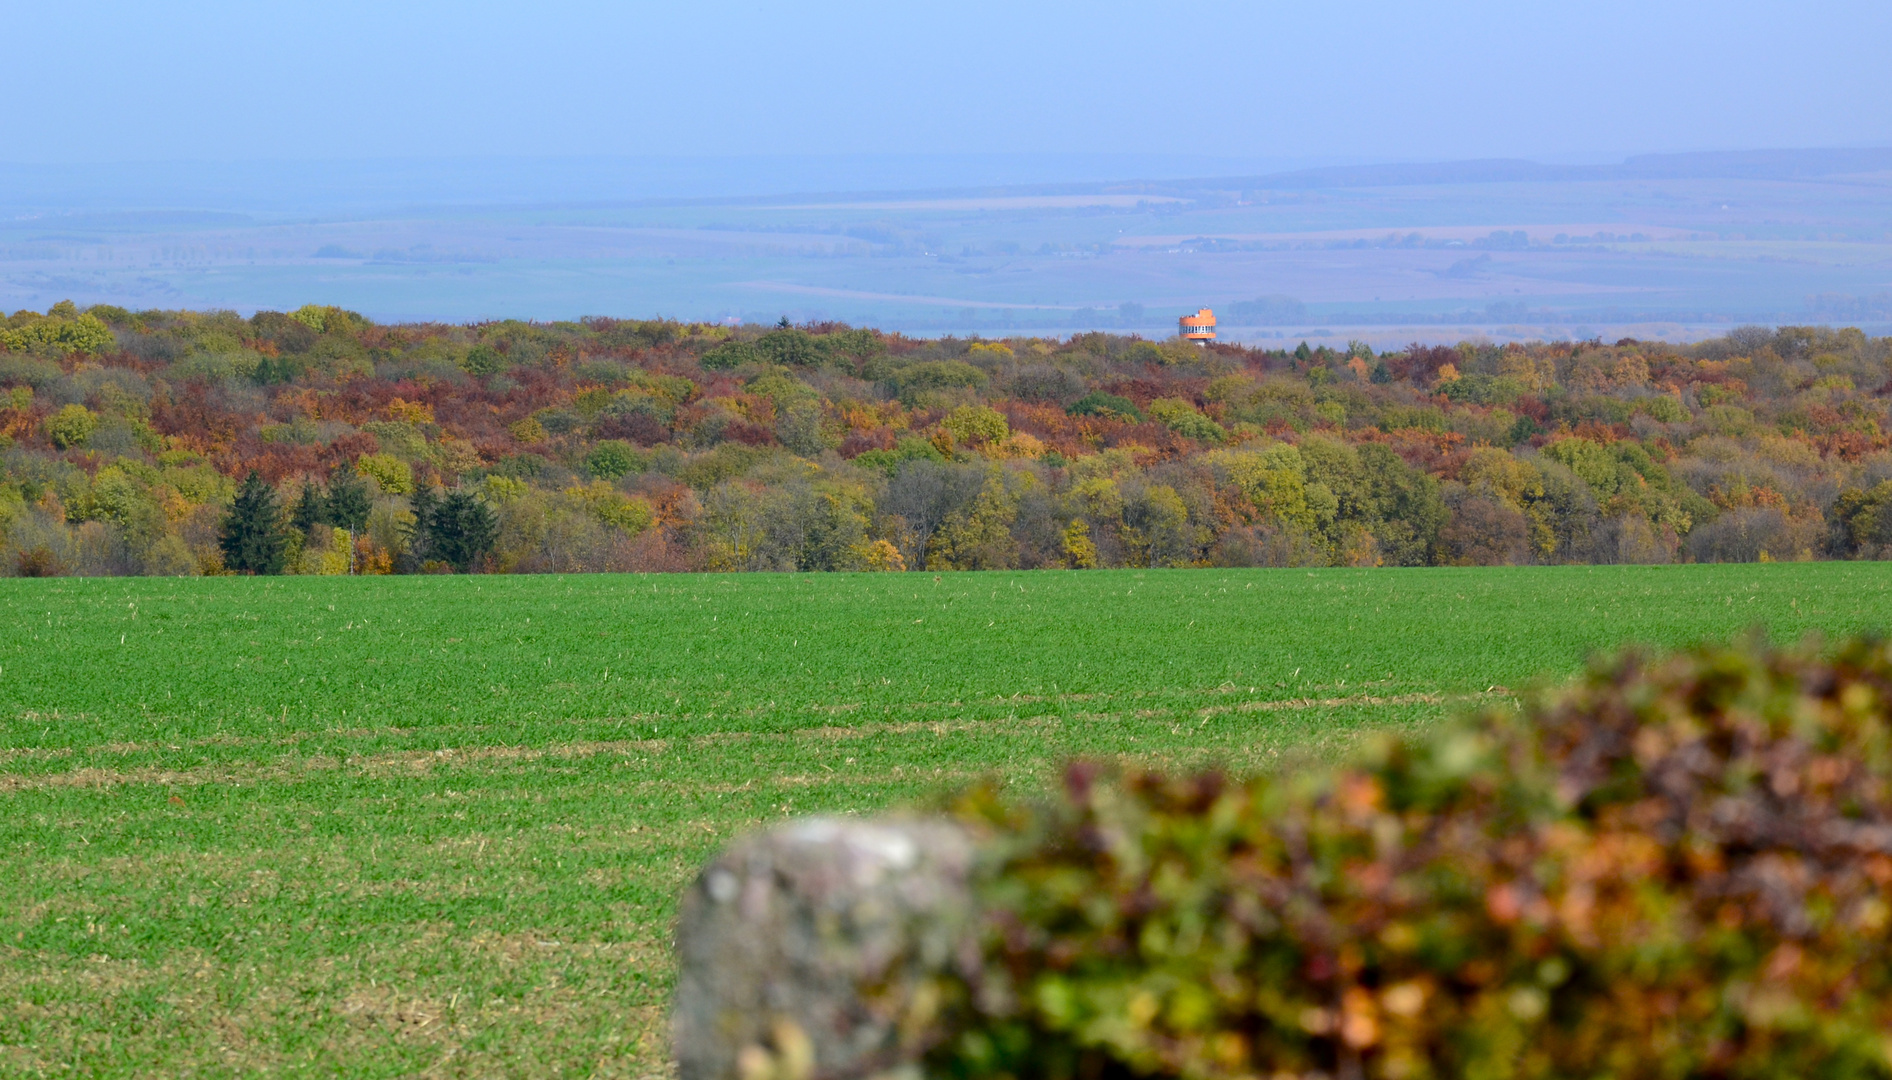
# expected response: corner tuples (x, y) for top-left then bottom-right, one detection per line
(4, 151), (1890, 340)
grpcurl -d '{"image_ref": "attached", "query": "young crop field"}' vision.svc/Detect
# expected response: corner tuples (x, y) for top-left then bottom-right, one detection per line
(3, 563), (1890, 1077)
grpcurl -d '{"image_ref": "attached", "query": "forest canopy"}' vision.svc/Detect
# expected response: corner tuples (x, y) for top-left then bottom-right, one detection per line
(0, 301), (1889, 576)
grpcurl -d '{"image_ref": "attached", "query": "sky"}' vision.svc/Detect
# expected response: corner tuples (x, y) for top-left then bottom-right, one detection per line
(6, 0), (1890, 168)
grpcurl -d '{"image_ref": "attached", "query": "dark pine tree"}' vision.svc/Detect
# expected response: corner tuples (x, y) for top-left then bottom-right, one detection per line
(220, 470), (287, 575)
(289, 480), (328, 535)
(325, 465), (372, 534)
(428, 490), (498, 573)
(404, 483), (440, 568)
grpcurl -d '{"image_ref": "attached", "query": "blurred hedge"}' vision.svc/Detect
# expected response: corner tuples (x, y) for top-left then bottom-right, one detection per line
(930, 635), (1892, 1080)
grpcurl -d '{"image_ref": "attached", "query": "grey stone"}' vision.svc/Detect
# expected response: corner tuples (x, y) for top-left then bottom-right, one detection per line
(673, 817), (975, 1080)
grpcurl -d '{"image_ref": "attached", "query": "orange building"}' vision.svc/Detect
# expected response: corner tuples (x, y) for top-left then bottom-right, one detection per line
(1179, 308), (1216, 343)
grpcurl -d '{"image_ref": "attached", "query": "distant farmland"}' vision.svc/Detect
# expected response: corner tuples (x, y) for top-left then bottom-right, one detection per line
(3, 564), (1889, 1077)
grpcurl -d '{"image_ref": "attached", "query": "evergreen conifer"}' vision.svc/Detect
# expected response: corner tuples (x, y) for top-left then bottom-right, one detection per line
(289, 481), (327, 535)
(405, 483), (439, 567)
(326, 465), (372, 533)
(219, 471), (287, 574)
(429, 490), (498, 572)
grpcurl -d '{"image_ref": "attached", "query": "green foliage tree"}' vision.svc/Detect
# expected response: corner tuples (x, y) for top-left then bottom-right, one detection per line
(460, 343), (508, 375)
(694, 481), (779, 571)
(775, 399), (830, 457)
(851, 436), (948, 477)
(700, 340), (763, 371)
(1540, 437), (1694, 536)
(252, 354), (305, 385)
(1146, 397), (1228, 442)
(355, 453), (412, 495)
(1122, 483), (1196, 566)
(248, 311), (318, 353)
(796, 484), (874, 571)
(585, 440), (642, 480)
(219, 471), (287, 574)
(44, 404), (97, 450)
(69, 465), (167, 556)
(940, 405), (1009, 447)
(756, 327), (820, 367)
(888, 361), (988, 406)
(1203, 444), (1322, 538)
(0, 311), (115, 355)
(288, 304), (330, 331)
(1066, 391), (1142, 421)
(822, 328), (883, 360)
(926, 467), (1025, 570)
(1828, 480), (1892, 557)
(692, 470), (874, 572)
(1356, 442), (1446, 566)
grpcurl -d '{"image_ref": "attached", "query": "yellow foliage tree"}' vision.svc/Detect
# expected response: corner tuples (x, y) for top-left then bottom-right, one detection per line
(354, 453), (412, 495)
(564, 481), (654, 535)
(857, 538), (905, 571)
(941, 405), (1009, 448)
(1061, 519), (1098, 568)
(45, 404), (97, 450)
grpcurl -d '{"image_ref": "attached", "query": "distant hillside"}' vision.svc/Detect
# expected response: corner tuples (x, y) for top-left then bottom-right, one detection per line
(698, 147), (1892, 203)
(1, 302), (1890, 576)
(1183, 146), (1892, 193)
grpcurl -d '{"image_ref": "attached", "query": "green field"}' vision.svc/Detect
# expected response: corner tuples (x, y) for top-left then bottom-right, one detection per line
(3, 564), (1890, 1078)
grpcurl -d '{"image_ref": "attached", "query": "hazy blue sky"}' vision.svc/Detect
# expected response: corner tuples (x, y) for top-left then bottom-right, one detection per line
(6, 0), (1889, 165)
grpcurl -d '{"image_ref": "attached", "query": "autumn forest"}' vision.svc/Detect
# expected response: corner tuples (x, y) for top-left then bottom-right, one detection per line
(1, 301), (1889, 577)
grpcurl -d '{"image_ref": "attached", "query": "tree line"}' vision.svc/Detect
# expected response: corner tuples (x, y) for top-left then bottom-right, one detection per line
(1, 301), (1889, 576)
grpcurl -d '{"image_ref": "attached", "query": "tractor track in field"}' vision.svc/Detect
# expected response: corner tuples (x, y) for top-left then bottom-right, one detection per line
(0, 690), (1500, 792)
